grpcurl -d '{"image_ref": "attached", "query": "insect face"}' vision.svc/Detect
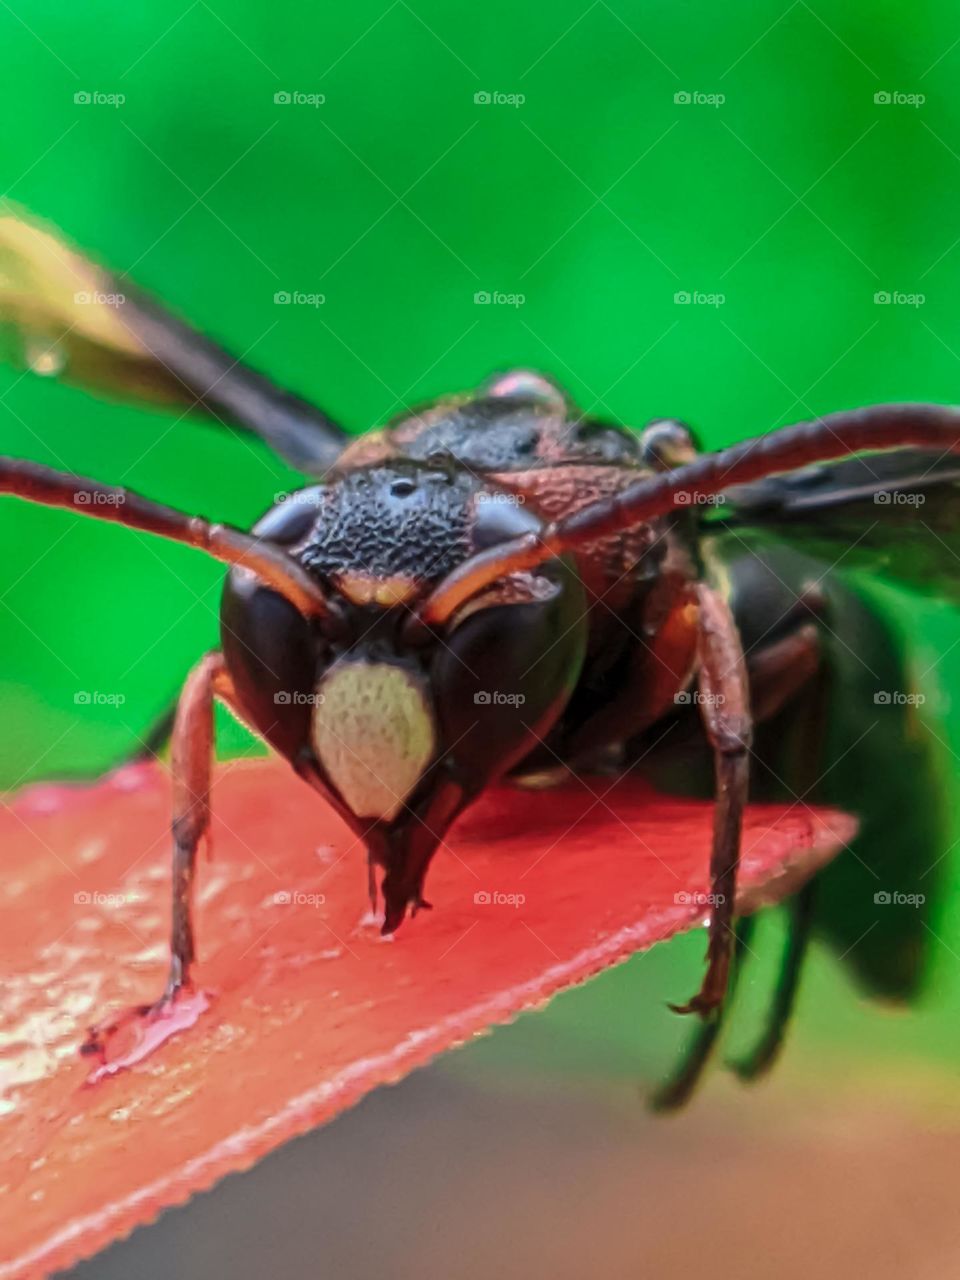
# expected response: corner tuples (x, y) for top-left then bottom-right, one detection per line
(220, 461), (588, 929)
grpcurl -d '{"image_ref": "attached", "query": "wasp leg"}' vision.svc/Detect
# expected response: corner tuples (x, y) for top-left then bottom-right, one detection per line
(124, 698), (178, 764)
(646, 617), (823, 1103)
(729, 878), (818, 1081)
(165, 652), (235, 997)
(720, 619), (823, 1080)
(670, 583), (752, 1018)
(747, 622), (822, 723)
(82, 651), (234, 1057)
(649, 915), (756, 1111)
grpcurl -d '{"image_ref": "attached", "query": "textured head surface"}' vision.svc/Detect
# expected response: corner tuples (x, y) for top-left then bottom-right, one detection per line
(293, 461), (479, 587)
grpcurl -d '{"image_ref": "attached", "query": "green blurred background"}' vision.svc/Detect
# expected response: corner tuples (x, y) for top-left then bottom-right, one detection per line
(4, 0), (960, 1169)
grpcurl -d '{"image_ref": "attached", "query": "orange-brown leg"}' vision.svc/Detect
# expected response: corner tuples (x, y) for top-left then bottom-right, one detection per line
(166, 651), (235, 995)
(670, 583), (753, 1018)
(652, 618), (822, 1104)
(82, 651), (235, 1055)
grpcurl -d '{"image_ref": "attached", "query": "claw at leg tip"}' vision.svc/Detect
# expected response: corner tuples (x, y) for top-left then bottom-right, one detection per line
(668, 995), (722, 1020)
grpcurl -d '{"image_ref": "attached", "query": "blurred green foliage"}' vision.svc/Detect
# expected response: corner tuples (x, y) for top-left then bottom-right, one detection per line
(3, 0), (960, 1094)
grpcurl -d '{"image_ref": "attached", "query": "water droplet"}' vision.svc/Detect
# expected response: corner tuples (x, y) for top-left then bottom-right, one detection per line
(25, 340), (65, 377)
(77, 837), (107, 865)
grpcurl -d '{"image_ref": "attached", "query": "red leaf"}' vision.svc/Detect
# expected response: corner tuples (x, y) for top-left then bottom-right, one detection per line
(0, 760), (855, 1278)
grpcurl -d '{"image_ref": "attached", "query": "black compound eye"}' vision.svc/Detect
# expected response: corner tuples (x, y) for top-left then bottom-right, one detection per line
(219, 487), (327, 764)
(640, 419), (700, 471)
(471, 483), (544, 550)
(430, 564), (587, 796)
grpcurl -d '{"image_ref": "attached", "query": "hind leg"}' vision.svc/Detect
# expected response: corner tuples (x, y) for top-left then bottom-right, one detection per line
(652, 618), (823, 1105)
(649, 916), (757, 1111)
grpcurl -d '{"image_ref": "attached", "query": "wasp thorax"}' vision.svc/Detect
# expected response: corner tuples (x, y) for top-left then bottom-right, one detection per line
(310, 661), (436, 823)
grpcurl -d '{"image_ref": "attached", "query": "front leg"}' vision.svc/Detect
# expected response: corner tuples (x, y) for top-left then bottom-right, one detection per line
(82, 651), (233, 1057)
(670, 583), (753, 1018)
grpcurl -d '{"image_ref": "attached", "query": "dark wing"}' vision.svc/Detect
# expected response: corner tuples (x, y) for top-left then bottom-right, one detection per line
(715, 448), (960, 602)
(0, 212), (346, 473)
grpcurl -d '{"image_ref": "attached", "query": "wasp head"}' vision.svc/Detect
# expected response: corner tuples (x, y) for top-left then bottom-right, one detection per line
(220, 459), (587, 931)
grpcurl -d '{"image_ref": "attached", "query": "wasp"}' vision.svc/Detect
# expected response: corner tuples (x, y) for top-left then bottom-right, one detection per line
(2, 215), (958, 1080)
